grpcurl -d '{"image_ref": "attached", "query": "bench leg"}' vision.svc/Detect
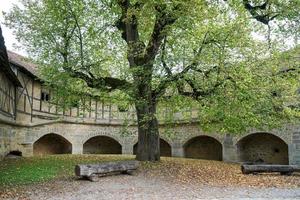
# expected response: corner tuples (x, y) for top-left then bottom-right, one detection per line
(88, 174), (100, 182)
(280, 172), (293, 176)
(126, 170), (135, 175)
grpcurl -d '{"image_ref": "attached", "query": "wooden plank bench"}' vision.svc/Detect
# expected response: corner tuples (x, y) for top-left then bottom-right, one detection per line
(75, 160), (139, 181)
(241, 164), (300, 175)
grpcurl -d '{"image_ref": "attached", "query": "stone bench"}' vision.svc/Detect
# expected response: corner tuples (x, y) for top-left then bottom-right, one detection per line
(75, 160), (139, 181)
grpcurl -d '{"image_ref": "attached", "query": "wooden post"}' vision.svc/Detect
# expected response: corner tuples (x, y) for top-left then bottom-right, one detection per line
(89, 97), (91, 118)
(31, 79), (34, 122)
(13, 86), (17, 120)
(109, 103), (112, 121)
(77, 105), (79, 117)
(39, 88), (42, 111)
(24, 95), (26, 112)
(95, 100), (98, 121)
(102, 101), (104, 119)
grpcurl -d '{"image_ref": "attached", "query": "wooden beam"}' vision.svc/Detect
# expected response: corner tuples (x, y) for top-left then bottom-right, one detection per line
(241, 164), (300, 175)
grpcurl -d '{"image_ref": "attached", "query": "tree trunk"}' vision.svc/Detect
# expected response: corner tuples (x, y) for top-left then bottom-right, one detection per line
(134, 70), (160, 161)
(135, 103), (160, 161)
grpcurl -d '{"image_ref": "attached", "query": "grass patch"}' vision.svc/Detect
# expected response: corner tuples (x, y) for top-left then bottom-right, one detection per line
(0, 154), (134, 188)
(1, 155), (299, 191)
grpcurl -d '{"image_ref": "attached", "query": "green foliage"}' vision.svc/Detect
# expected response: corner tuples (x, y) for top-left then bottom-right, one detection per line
(4, 0), (300, 134)
(119, 119), (133, 137)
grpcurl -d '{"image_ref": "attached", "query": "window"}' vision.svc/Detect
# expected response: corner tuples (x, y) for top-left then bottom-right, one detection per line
(41, 91), (50, 101)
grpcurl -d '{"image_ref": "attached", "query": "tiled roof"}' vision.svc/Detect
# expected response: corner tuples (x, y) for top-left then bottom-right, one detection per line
(0, 26), (22, 87)
(7, 50), (38, 77)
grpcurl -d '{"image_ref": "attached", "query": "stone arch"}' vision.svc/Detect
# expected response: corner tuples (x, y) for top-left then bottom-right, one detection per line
(133, 138), (172, 157)
(82, 132), (122, 145)
(236, 132), (288, 164)
(33, 133), (72, 155)
(184, 135), (222, 161)
(83, 136), (122, 154)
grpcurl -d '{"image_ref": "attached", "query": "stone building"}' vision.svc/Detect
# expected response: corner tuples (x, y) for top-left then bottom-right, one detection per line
(0, 31), (299, 164)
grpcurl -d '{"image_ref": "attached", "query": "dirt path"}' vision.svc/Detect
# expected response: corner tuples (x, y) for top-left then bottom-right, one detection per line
(23, 174), (300, 200)
(1, 157), (300, 199)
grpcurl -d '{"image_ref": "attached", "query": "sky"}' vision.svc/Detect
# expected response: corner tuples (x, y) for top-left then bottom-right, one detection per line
(0, 0), (26, 55)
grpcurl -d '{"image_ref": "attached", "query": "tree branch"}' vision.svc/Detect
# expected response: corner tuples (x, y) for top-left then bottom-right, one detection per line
(160, 37), (172, 76)
(144, 5), (178, 64)
(115, 0), (129, 41)
(63, 66), (132, 92)
(242, 0), (278, 25)
(178, 75), (234, 100)
(152, 32), (210, 97)
(115, 0), (141, 43)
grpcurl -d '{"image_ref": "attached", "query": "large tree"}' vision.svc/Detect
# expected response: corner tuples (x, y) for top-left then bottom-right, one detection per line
(4, 0), (300, 161)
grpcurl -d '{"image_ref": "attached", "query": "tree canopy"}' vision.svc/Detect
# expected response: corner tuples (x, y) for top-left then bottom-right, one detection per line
(4, 0), (300, 160)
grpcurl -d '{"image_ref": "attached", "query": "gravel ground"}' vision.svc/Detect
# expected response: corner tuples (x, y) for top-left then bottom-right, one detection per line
(21, 174), (300, 200)
(1, 157), (300, 200)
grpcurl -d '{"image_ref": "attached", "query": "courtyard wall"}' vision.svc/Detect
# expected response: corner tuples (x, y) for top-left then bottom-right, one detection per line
(0, 51), (299, 165)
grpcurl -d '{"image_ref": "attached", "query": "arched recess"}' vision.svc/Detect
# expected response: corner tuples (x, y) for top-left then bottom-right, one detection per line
(33, 133), (72, 155)
(236, 132), (288, 164)
(83, 136), (122, 154)
(184, 136), (222, 161)
(133, 138), (172, 157)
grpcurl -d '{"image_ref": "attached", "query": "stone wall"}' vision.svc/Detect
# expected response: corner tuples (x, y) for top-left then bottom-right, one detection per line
(236, 133), (288, 164)
(290, 131), (300, 165)
(0, 116), (299, 165)
(0, 125), (13, 159)
(0, 122), (24, 160)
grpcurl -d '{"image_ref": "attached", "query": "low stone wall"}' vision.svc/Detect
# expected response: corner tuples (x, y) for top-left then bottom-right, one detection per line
(0, 123), (24, 159)
(0, 125), (13, 159)
(0, 119), (299, 165)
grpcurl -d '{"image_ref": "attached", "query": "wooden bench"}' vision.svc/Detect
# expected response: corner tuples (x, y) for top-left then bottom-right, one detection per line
(75, 160), (139, 181)
(241, 164), (300, 175)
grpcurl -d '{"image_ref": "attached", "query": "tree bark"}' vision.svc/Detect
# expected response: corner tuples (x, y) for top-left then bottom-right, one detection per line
(241, 164), (300, 175)
(135, 102), (160, 161)
(134, 67), (160, 161)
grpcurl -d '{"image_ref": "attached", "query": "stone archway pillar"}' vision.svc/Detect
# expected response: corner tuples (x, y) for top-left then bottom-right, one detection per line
(171, 142), (184, 157)
(122, 143), (134, 155)
(222, 134), (237, 162)
(72, 142), (83, 154)
(20, 143), (33, 157)
(290, 131), (300, 165)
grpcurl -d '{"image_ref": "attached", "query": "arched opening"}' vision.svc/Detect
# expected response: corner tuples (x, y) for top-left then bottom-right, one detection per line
(133, 138), (172, 157)
(33, 133), (72, 155)
(83, 136), (122, 154)
(5, 150), (22, 158)
(237, 132), (288, 164)
(160, 139), (172, 157)
(7, 150), (22, 157)
(184, 136), (222, 161)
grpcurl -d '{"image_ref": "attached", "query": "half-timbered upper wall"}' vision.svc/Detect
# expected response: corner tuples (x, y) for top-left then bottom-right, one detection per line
(4, 51), (199, 125)
(15, 69), (34, 123)
(0, 70), (16, 121)
(13, 70), (195, 124)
